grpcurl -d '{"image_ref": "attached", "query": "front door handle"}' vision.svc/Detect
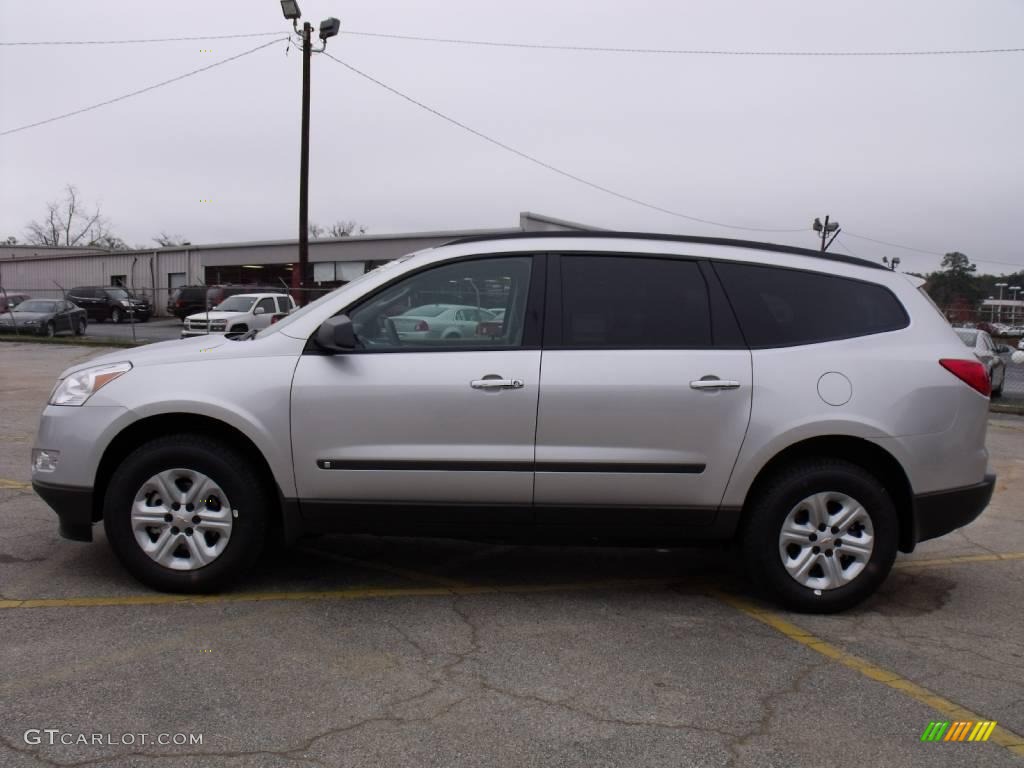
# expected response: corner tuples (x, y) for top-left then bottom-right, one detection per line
(470, 377), (524, 390)
(690, 377), (741, 391)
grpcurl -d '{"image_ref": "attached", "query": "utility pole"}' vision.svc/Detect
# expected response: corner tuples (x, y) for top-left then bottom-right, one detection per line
(298, 18), (312, 304)
(280, 1), (340, 306)
(812, 215), (840, 252)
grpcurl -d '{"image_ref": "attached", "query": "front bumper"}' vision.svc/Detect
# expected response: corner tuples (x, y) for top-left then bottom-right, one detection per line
(912, 473), (996, 544)
(33, 480), (95, 541)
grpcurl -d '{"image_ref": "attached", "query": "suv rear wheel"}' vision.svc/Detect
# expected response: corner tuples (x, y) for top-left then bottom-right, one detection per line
(103, 434), (269, 592)
(110, 306), (123, 323)
(740, 459), (898, 613)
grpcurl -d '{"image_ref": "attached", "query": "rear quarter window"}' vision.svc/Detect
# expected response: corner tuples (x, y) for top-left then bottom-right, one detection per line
(714, 262), (909, 348)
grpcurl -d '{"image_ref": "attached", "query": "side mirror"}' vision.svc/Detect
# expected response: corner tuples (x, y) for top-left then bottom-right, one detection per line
(254, 307), (265, 315)
(316, 314), (358, 353)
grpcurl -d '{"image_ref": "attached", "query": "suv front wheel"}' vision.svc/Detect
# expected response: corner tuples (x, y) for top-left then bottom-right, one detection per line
(740, 459), (898, 613)
(103, 434), (269, 592)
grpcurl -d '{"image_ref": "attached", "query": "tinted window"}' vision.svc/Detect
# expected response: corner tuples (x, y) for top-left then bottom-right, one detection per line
(715, 263), (908, 347)
(256, 297), (276, 314)
(558, 256), (710, 348)
(276, 296), (294, 313)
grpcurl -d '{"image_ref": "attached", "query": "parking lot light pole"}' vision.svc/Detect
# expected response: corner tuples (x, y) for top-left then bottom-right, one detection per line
(1010, 286), (1021, 324)
(280, 2), (340, 305)
(812, 215), (840, 252)
(995, 282), (1008, 323)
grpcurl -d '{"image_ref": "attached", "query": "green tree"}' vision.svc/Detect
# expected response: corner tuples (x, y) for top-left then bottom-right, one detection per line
(924, 251), (982, 311)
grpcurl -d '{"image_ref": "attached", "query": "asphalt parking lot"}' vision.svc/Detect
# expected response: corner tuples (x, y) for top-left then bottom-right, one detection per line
(2, 343), (1023, 767)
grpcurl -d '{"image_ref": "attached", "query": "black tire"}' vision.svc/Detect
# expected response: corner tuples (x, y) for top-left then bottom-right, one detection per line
(103, 434), (270, 593)
(739, 459), (898, 613)
(110, 307), (123, 324)
(74, 318), (86, 336)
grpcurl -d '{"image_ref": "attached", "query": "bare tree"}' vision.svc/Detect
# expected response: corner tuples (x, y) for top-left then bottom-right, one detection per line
(24, 185), (120, 248)
(153, 232), (189, 247)
(3, 236), (17, 245)
(328, 220), (366, 238)
(308, 222), (326, 240)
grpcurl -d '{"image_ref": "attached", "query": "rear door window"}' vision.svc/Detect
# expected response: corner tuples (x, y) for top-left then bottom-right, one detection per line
(556, 255), (711, 348)
(714, 262), (909, 348)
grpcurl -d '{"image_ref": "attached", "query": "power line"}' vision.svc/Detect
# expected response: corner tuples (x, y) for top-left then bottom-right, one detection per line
(321, 53), (807, 234)
(4, 29), (1021, 57)
(339, 30), (1024, 57)
(0, 31), (283, 46)
(845, 232), (1023, 270)
(0, 38), (286, 137)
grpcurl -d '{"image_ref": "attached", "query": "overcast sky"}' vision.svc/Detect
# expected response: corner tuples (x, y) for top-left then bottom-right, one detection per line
(2, 0), (1022, 274)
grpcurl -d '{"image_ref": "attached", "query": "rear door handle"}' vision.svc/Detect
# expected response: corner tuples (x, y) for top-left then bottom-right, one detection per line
(471, 377), (524, 390)
(690, 378), (741, 390)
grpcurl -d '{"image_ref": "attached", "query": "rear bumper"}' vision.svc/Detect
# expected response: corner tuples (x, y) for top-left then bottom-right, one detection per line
(32, 480), (95, 542)
(912, 473), (995, 545)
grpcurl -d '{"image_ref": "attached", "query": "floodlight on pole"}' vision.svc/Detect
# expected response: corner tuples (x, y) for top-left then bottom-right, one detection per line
(280, 0), (301, 20)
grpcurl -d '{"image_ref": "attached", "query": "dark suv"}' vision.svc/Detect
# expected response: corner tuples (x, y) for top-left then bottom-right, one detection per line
(167, 285), (210, 320)
(66, 286), (151, 323)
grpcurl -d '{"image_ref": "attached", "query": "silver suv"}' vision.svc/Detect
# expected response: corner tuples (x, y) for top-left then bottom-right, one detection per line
(31, 233), (996, 612)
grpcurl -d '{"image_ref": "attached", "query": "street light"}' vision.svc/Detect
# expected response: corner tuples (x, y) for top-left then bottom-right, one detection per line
(995, 282), (1008, 323)
(279, 2), (341, 306)
(279, 0), (301, 20)
(812, 215), (840, 252)
(1010, 285), (1022, 325)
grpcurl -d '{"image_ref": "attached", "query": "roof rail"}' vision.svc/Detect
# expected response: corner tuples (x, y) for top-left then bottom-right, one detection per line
(443, 230), (886, 271)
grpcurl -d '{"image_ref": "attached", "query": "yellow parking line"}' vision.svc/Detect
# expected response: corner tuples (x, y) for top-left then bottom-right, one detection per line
(0, 577), (673, 611)
(0, 478), (32, 490)
(714, 590), (1024, 758)
(895, 552), (1024, 569)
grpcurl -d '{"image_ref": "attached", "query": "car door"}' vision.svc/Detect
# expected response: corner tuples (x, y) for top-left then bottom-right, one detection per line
(533, 254), (752, 520)
(290, 254), (544, 517)
(253, 297), (277, 329)
(54, 301), (71, 332)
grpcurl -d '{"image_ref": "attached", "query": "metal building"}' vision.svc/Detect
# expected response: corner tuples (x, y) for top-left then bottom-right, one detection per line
(0, 212), (595, 316)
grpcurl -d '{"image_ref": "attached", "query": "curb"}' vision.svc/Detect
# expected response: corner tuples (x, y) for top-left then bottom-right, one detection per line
(0, 335), (147, 349)
(991, 403), (1024, 416)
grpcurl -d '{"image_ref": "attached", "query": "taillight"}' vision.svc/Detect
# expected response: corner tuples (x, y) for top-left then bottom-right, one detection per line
(939, 359), (991, 397)
(414, 321), (429, 331)
(271, 314), (280, 324)
(176, 300), (184, 307)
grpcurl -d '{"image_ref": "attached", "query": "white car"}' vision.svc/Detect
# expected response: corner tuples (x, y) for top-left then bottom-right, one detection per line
(389, 303), (499, 340)
(181, 293), (294, 338)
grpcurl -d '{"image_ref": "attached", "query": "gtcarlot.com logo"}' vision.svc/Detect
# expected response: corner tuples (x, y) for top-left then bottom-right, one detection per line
(921, 721), (997, 742)
(24, 729), (203, 747)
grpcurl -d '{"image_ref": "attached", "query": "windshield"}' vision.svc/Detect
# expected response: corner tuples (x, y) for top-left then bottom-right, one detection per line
(14, 300), (57, 313)
(105, 288), (129, 299)
(214, 296), (257, 313)
(955, 329), (978, 346)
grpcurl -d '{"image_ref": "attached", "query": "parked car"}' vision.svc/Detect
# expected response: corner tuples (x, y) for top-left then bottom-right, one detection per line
(204, 284), (288, 311)
(31, 233), (997, 613)
(0, 298), (87, 336)
(0, 292), (30, 313)
(389, 304), (499, 341)
(167, 285), (210, 320)
(181, 293), (295, 338)
(955, 328), (1007, 397)
(66, 286), (151, 323)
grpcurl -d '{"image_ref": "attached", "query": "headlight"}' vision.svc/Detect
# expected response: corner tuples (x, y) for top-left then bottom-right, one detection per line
(120, 299), (131, 306)
(49, 362), (132, 406)
(23, 319), (38, 325)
